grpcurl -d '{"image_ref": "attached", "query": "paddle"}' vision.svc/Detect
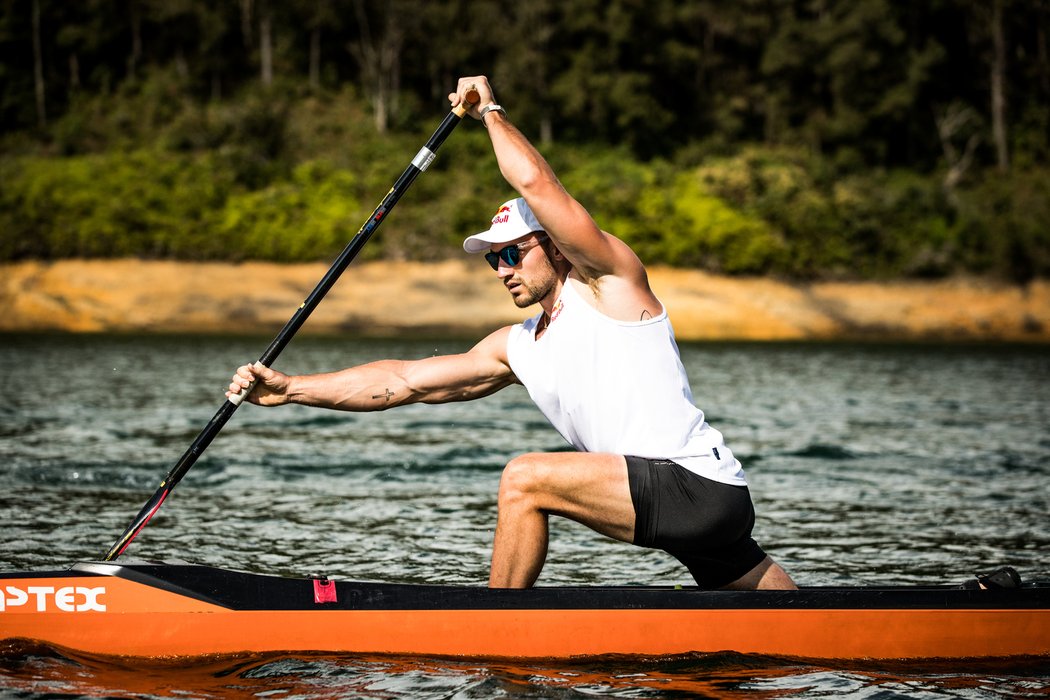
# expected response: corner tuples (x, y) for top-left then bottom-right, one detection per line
(103, 88), (480, 561)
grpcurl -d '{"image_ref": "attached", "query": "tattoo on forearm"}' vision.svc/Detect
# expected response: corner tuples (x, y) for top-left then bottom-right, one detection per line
(371, 388), (394, 401)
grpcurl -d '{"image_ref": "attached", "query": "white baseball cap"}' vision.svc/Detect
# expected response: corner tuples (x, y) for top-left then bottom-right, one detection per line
(463, 197), (545, 253)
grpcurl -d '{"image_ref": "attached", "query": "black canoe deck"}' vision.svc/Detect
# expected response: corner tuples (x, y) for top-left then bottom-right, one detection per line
(3, 560), (1045, 612)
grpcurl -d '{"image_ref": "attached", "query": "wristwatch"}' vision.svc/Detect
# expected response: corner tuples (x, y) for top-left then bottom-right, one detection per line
(478, 103), (506, 126)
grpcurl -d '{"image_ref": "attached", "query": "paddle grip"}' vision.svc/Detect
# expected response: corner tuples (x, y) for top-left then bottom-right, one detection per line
(226, 364), (262, 407)
(452, 88), (481, 118)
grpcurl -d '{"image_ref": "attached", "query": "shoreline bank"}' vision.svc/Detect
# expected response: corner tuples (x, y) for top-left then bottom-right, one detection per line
(2, 259), (1047, 342)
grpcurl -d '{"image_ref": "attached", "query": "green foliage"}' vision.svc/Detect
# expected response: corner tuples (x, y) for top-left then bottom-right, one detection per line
(2, 0), (1049, 281)
(0, 149), (233, 259)
(954, 168), (1050, 283)
(667, 173), (785, 274)
(0, 114), (511, 265)
(2, 74), (1049, 282)
(691, 147), (969, 279)
(558, 147), (662, 253)
(4, 125), (1048, 282)
(559, 150), (783, 273)
(218, 160), (361, 262)
(0, 150), (357, 262)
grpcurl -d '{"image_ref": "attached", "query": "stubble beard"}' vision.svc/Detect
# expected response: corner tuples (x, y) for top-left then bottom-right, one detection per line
(510, 254), (559, 309)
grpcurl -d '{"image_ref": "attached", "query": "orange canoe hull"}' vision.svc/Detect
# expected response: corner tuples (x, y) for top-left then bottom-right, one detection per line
(2, 563), (1047, 660)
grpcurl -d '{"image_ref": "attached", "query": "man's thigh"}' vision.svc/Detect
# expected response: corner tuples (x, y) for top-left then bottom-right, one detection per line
(505, 452), (635, 543)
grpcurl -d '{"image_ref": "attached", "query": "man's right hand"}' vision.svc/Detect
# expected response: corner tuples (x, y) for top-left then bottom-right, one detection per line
(449, 75), (496, 121)
(227, 361), (290, 406)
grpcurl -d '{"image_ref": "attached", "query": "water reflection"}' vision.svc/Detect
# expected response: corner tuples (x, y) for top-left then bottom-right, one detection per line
(2, 641), (1047, 700)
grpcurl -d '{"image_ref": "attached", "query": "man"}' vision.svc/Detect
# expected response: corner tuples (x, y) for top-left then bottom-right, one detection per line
(227, 75), (796, 591)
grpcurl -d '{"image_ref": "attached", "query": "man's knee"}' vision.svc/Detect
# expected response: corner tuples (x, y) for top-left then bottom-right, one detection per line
(498, 454), (549, 507)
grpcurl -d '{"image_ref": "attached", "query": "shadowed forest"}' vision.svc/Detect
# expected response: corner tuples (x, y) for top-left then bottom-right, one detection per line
(1, 0), (1048, 282)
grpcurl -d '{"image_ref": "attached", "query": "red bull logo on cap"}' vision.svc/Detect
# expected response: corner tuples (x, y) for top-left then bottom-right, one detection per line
(491, 204), (513, 226)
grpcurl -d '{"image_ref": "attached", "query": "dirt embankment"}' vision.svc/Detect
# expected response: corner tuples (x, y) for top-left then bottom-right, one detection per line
(2, 259), (1047, 341)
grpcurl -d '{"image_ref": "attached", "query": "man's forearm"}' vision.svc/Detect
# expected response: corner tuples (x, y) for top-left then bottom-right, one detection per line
(484, 112), (561, 198)
(286, 360), (414, 412)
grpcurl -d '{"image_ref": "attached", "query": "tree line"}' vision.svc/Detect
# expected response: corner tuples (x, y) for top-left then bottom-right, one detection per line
(1, 0), (1048, 281)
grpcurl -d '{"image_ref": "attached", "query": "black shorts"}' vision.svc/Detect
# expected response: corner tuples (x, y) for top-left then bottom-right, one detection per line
(626, 455), (767, 589)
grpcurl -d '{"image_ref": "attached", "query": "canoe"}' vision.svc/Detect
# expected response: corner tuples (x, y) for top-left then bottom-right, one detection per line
(1, 561), (1048, 661)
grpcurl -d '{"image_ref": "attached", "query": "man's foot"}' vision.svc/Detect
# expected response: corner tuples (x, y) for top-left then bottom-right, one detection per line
(721, 556), (797, 590)
(959, 566), (1022, 590)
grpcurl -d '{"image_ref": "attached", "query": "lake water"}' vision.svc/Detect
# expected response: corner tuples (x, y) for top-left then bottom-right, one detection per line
(1, 333), (1047, 697)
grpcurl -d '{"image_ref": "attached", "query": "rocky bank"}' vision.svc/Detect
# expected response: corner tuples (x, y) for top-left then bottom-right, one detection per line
(2, 259), (1047, 342)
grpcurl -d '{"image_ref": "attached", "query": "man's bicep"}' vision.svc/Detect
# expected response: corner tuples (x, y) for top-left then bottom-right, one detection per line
(533, 189), (636, 278)
(408, 327), (515, 403)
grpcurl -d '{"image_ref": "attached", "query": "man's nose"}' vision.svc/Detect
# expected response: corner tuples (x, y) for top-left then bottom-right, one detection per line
(495, 261), (514, 278)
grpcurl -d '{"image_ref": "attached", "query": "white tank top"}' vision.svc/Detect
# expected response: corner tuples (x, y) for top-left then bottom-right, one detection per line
(506, 281), (747, 485)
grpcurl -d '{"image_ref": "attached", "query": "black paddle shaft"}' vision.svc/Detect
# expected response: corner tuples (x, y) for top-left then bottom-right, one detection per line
(103, 91), (479, 561)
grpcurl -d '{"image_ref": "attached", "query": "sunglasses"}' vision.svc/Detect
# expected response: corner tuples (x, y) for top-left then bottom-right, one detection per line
(484, 234), (548, 271)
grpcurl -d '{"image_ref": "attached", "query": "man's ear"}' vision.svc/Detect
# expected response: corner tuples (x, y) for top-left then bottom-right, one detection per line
(542, 239), (571, 272)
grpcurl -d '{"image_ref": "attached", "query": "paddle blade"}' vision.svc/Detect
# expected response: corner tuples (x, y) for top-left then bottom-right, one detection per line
(103, 486), (169, 561)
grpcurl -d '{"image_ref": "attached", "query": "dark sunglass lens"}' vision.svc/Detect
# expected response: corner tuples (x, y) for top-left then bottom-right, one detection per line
(501, 245), (521, 267)
(485, 244), (522, 270)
